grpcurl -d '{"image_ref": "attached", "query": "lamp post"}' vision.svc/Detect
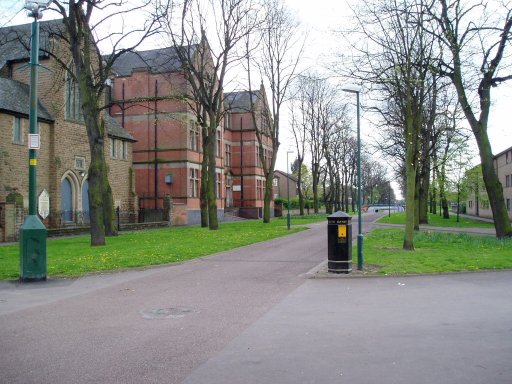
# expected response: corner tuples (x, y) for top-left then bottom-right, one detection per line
(342, 87), (363, 271)
(19, 0), (52, 282)
(286, 150), (293, 230)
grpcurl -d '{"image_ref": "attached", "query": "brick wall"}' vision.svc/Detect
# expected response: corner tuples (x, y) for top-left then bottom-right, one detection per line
(1, 42), (136, 233)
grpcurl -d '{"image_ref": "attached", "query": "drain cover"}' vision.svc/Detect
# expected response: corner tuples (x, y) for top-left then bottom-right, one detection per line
(140, 306), (198, 320)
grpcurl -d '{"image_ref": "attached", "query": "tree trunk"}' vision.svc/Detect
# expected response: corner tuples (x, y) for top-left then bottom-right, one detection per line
(403, 109), (416, 250)
(82, 100), (112, 245)
(263, 172), (273, 223)
(312, 162), (320, 214)
(207, 128), (218, 230)
(200, 127), (209, 227)
(297, 162), (305, 216)
(478, 137), (512, 237)
(87, 148), (106, 246)
(414, 172), (420, 230)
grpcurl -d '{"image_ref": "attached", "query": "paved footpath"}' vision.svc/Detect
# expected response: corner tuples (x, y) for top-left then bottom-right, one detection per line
(1, 214), (511, 384)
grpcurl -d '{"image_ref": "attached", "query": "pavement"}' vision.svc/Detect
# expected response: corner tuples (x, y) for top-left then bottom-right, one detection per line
(1, 213), (511, 384)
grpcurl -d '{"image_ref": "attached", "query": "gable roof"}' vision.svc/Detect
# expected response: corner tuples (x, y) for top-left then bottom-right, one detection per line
(104, 114), (135, 141)
(274, 170), (298, 182)
(0, 77), (53, 122)
(224, 90), (263, 113)
(110, 46), (197, 76)
(0, 19), (63, 69)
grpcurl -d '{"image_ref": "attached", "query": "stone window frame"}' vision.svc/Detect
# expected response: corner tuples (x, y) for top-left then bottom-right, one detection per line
(120, 140), (127, 160)
(189, 168), (199, 198)
(216, 129), (222, 157)
(189, 122), (199, 152)
(74, 156), (86, 170)
(225, 143), (231, 166)
(110, 137), (117, 159)
(65, 71), (84, 123)
(216, 171), (222, 199)
(12, 116), (23, 144)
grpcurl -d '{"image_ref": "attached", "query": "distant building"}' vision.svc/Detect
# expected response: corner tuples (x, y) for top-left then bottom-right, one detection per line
(466, 146), (512, 220)
(273, 170), (298, 199)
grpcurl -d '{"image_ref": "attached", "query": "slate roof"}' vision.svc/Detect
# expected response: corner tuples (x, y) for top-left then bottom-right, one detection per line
(104, 114), (135, 141)
(0, 77), (53, 122)
(274, 170), (298, 182)
(110, 46), (196, 76)
(0, 19), (64, 69)
(0, 20), (133, 141)
(224, 90), (262, 113)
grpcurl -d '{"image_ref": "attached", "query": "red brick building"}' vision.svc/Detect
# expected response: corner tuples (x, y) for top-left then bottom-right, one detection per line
(109, 48), (273, 223)
(224, 87), (274, 218)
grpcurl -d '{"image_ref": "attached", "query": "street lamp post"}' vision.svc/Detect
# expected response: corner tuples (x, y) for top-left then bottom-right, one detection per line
(19, 0), (52, 282)
(286, 150), (293, 230)
(342, 87), (363, 271)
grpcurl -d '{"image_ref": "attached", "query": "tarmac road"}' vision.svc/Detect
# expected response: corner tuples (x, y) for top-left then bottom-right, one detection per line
(1, 213), (510, 384)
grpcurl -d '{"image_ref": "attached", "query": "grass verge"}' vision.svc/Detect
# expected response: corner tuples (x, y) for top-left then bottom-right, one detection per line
(0, 215), (326, 280)
(377, 212), (494, 228)
(360, 228), (512, 275)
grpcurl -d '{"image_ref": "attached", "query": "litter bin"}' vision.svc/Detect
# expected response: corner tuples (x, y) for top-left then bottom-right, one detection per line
(327, 211), (352, 273)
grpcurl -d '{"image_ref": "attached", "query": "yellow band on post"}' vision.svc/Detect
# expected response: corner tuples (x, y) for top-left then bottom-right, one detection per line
(30, 159), (37, 166)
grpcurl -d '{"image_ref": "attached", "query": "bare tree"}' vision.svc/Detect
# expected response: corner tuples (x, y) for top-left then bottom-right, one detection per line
(247, 0), (305, 223)
(162, 0), (260, 229)
(42, 0), (162, 245)
(289, 98), (308, 215)
(425, 0), (512, 238)
(295, 74), (343, 213)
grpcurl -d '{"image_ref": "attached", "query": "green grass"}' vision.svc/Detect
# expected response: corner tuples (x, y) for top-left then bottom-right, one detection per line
(360, 228), (512, 275)
(377, 212), (494, 228)
(0, 215), (326, 280)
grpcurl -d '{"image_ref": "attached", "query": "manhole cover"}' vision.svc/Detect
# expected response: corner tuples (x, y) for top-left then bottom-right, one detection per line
(140, 306), (198, 320)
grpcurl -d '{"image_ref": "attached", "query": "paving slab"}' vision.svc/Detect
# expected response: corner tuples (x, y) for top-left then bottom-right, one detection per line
(182, 271), (512, 384)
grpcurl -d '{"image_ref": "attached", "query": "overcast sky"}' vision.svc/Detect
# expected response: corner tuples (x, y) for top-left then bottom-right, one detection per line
(2, 0), (511, 197)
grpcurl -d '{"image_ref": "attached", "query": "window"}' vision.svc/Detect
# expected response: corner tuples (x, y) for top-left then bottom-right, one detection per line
(257, 179), (265, 200)
(74, 156), (85, 170)
(224, 113), (230, 130)
(468, 201), (473, 208)
(507, 199), (511, 211)
(189, 168), (199, 197)
(216, 172), (222, 198)
(225, 144), (231, 166)
(216, 130), (221, 157)
(13, 116), (23, 144)
(110, 138), (116, 158)
(65, 74), (83, 122)
(189, 124), (198, 151)
(507, 175), (510, 188)
(121, 141), (127, 160)
(273, 177), (278, 187)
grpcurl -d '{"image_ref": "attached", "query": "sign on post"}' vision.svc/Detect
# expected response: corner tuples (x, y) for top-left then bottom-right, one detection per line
(38, 189), (50, 219)
(28, 134), (40, 149)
